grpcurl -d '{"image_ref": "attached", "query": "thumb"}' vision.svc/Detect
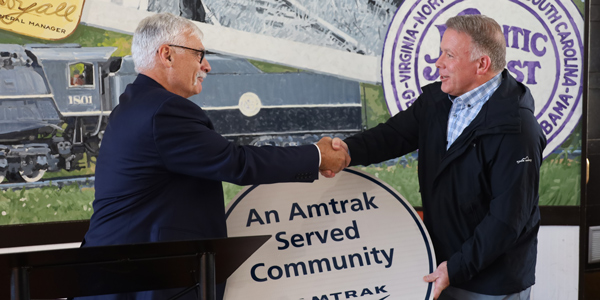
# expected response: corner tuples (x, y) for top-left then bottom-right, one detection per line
(423, 273), (438, 283)
(331, 138), (342, 150)
(332, 137), (349, 152)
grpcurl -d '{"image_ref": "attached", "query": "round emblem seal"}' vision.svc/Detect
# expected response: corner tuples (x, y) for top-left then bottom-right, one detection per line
(224, 169), (435, 300)
(382, 0), (583, 158)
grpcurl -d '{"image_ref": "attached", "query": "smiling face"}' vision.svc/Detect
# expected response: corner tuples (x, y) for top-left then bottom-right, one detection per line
(435, 29), (481, 97)
(167, 33), (211, 98)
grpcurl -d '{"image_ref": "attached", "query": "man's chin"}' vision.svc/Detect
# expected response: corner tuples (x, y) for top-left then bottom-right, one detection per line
(192, 81), (203, 93)
(440, 85), (450, 95)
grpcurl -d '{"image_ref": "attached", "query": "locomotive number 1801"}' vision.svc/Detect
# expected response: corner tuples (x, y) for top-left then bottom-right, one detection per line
(68, 95), (93, 105)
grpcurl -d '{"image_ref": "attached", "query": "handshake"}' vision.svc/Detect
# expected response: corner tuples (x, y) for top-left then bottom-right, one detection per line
(316, 137), (350, 178)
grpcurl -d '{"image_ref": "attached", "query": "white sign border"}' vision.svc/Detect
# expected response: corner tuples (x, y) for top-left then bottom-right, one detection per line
(225, 168), (436, 300)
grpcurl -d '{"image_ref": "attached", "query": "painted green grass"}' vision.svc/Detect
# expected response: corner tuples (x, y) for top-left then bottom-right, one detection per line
(0, 185), (94, 225)
(538, 157), (581, 206)
(43, 167), (96, 179)
(361, 83), (390, 129)
(4, 154), (577, 225)
(223, 182), (246, 207)
(0, 182), (242, 225)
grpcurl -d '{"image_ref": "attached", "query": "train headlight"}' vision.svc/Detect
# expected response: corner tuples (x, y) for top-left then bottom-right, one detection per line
(238, 92), (262, 117)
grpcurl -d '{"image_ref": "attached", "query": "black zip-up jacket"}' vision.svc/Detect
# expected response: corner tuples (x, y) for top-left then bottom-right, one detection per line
(345, 70), (547, 295)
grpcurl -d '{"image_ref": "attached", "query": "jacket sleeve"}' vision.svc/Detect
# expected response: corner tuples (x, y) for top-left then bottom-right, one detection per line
(344, 93), (424, 166)
(446, 112), (546, 285)
(152, 96), (320, 185)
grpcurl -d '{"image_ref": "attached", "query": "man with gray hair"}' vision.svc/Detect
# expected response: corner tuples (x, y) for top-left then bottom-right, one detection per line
(77, 12), (349, 300)
(325, 14), (546, 300)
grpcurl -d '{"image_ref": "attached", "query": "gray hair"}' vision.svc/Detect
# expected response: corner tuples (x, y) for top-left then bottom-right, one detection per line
(131, 12), (204, 73)
(446, 15), (506, 73)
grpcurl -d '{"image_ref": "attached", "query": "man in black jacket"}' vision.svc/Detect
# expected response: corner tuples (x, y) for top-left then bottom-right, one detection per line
(324, 15), (546, 300)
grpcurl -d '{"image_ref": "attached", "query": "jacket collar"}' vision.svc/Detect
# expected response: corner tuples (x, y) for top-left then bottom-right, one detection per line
(449, 70), (528, 143)
(133, 73), (167, 90)
(480, 69), (532, 130)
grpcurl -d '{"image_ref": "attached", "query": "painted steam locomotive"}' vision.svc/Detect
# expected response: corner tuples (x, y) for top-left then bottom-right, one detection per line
(0, 44), (362, 183)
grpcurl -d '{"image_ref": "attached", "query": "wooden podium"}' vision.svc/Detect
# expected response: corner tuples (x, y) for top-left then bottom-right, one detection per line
(0, 235), (271, 300)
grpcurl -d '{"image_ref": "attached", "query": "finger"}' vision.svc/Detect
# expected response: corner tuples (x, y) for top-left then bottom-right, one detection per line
(320, 170), (335, 178)
(332, 163), (343, 174)
(338, 155), (347, 172)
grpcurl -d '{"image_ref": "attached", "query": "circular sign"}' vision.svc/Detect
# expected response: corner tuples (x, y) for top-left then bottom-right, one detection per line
(238, 92), (262, 117)
(224, 168), (435, 300)
(382, 0), (583, 158)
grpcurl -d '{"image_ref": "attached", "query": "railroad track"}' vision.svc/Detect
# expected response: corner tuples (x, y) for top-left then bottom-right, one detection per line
(0, 176), (95, 190)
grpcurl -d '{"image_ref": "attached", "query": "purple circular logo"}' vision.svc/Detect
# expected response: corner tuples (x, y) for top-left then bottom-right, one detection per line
(382, 0), (583, 158)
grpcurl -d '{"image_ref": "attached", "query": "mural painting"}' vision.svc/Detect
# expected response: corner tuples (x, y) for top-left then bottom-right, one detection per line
(0, 0), (584, 226)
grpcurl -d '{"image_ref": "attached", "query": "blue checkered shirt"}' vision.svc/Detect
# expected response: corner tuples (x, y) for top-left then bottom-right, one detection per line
(446, 72), (502, 150)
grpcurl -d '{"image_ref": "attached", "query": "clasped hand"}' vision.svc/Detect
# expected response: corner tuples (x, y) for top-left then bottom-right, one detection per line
(316, 137), (350, 178)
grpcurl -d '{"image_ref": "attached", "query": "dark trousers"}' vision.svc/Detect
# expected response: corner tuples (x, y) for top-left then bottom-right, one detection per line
(438, 286), (531, 300)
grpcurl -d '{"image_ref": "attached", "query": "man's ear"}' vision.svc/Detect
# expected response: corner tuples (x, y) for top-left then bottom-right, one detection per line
(156, 44), (173, 67)
(476, 55), (492, 75)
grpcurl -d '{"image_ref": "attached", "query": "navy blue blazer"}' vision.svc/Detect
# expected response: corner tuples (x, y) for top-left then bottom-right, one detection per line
(79, 74), (319, 299)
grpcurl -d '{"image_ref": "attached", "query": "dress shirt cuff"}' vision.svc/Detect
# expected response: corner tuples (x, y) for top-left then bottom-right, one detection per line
(314, 144), (322, 167)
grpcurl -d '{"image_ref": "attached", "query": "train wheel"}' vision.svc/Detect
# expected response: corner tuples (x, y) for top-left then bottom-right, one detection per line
(6, 172), (22, 183)
(19, 169), (46, 183)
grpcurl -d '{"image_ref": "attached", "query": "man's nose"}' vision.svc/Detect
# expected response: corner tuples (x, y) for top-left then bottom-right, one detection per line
(435, 56), (443, 69)
(202, 59), (211, 73)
